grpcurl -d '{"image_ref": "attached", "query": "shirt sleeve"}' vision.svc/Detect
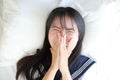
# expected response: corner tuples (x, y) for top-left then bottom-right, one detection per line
(78, 63), (98, 80)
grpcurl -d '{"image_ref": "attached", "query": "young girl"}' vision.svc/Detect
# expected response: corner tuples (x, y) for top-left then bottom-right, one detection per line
(16, 7), (96, 80)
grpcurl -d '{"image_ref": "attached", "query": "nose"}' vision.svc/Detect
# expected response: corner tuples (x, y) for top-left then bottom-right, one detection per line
(60, 29), (66, 37)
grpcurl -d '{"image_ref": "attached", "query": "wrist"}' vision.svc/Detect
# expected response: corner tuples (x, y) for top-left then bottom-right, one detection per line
(50, 64), (58, 71)
(61, 67), (72, 80)
(59, 62), (68, 73)
(61, 66), (69, 74)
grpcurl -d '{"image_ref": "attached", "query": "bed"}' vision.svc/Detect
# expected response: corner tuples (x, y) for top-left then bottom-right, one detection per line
(0, 0), (120, 80)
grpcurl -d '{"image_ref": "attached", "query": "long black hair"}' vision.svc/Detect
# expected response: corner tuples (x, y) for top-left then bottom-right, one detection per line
(16, 7), (85, 80)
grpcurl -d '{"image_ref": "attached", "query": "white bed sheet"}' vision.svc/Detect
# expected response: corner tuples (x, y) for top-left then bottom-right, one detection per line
(0, 0), (120, 80)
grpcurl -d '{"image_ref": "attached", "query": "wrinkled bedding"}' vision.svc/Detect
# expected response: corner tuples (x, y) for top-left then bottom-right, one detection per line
(0, 0), (120, 80)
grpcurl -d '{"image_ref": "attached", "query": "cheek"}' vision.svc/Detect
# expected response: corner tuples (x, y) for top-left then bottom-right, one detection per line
(67, 33), (79, 51)
(70, 36), (78, 49)
(67, 34), (78, 56)
(48, 31), (55, 47)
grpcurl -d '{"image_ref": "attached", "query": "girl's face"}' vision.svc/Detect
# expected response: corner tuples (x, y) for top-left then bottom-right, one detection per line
(48, 16), (79, 55)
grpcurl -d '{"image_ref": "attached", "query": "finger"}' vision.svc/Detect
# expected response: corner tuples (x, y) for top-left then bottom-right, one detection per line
(57, 33), (61, 44)
(63, 34), (66, 47)
(60, 34), (66, 48)
(60, 36), (65, 50)
(52, 39), (56, 49)
(66, 37), (72, 48)
(52, 33), (60, 48)
(50, 48), (53, 53)
(66, 38), (72, 54)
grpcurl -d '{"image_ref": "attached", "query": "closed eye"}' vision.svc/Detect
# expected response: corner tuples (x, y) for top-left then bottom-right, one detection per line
(67, 29), (75, 33)
(53, 28), (60, 31)
(52, 26), (61, 31)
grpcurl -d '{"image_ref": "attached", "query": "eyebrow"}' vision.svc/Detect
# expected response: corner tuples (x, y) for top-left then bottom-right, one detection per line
(52, 26), (62, 29)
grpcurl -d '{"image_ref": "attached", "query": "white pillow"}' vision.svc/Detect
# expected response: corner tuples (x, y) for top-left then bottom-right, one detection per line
(82, 2), (120, 80)
(0, 0), (60, 66)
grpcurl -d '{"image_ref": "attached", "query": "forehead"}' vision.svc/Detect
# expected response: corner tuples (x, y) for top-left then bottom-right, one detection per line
(51, 16), (78, 30)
